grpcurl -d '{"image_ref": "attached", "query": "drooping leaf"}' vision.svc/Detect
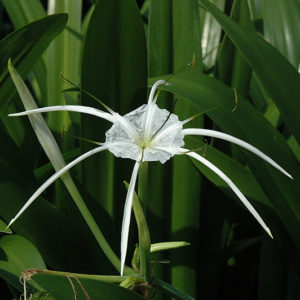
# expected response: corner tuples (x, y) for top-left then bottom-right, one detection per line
(0, 14), (68, 110)
(199, 0), (300, 144)
(150, 70), (300, 253)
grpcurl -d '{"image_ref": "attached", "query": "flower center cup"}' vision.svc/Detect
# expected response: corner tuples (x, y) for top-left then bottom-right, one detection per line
(105, 104), (185, 163)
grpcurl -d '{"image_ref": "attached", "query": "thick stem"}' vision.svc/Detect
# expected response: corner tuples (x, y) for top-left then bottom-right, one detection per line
(134, 166), (152, 282)
(138, 161), (149, 213)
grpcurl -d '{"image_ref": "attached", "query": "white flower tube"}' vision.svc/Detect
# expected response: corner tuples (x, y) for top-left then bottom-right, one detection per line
(7, 145), (108, 229)
(182, 149), (273, 238)
(120, 161), (141, 276)
(183, 128), (292, 179)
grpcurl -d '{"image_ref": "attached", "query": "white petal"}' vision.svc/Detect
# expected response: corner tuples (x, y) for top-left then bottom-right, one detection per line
(9, 105), (115, 123)
(183, 149), (273, 238)
(147, 80), (166, 105)
(120, 161), (140, 276)
(110, 112), (139, 140)
(183, 128), (292, 179)
(7, 145), (108, 229)
(143, 95), (159, 141)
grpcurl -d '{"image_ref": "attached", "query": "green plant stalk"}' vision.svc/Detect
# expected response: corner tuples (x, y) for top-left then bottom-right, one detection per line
(129, 179), (152, 282)
(27, 268), (126, 283)
(8, 60), (132, 275)
(138, 161), (148, 213)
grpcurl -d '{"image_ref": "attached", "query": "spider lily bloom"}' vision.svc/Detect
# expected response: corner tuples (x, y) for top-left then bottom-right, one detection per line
(8, 80), (292, 275)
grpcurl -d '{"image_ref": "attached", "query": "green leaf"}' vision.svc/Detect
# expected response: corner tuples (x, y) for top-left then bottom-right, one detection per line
(2, 0), (47, 100)
(199, 0), (300, 144)
(171, 1), (203, 297)
(0, 235), (46, 290)
(81, 0), (147, 221)
(263, 0), (300, 68)
(30, 273), (144, 300)
(147, 0), (173, 289)
(200, 0), (225, 69)
(218, 0), (254, 97)
(185, 136), (270, 207)
(154, 277), (195, 300)
(46, 1), (82, 134)
(0, 181), (108, 274)
(0, 14), (68, 110)
(0, 219), (12, 234)
(2, 0), (46, 29)
(150, 69), (300, 252)
(150, 242), (190, 253)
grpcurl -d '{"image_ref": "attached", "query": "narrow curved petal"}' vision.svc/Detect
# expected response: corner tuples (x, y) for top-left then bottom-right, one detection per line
(143, 95), (159, 141)
(183, 128), (292, 179)
(120, 161), (140, 276)
(7, 145), (108, 229)
(182, 149), (273, 238)
(9, 105), (115, 123)
(147, 80), (166, 105)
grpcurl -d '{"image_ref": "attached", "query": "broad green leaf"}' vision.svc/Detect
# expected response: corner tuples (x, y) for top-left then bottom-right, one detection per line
(0, 14), (68, 110)
(150, 69), (300, 252)
(47, 1), (82, 134)
(0, 235), (46, 290)
(147, 0), (173, 290)
(171, 1), (203, 296)
(185, 136), (270, 207)
(0, 181), (106, 274)
(81, 0), (147, 222)
(200, 0), (225, 69)
(30, 273), (144, 300)
(263, 0), (300, 68)
(199, 0), (300, 144)
(2, 0), (46, 29)
(218, 0), (254, 97)
(2, 0), (47, 100)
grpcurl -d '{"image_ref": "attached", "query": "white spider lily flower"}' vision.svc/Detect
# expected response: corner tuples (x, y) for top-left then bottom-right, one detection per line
(8, 80), (292, 276)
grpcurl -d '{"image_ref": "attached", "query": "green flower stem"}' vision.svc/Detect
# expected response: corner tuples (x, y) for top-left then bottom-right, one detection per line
(125, 180), (151, 282)
(138, 161), (149, 214)
(137, 162), (151, 282)
(27, 268), (126, 283)
(23, 269), (128, 283)
(132, 190), (151, 282)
